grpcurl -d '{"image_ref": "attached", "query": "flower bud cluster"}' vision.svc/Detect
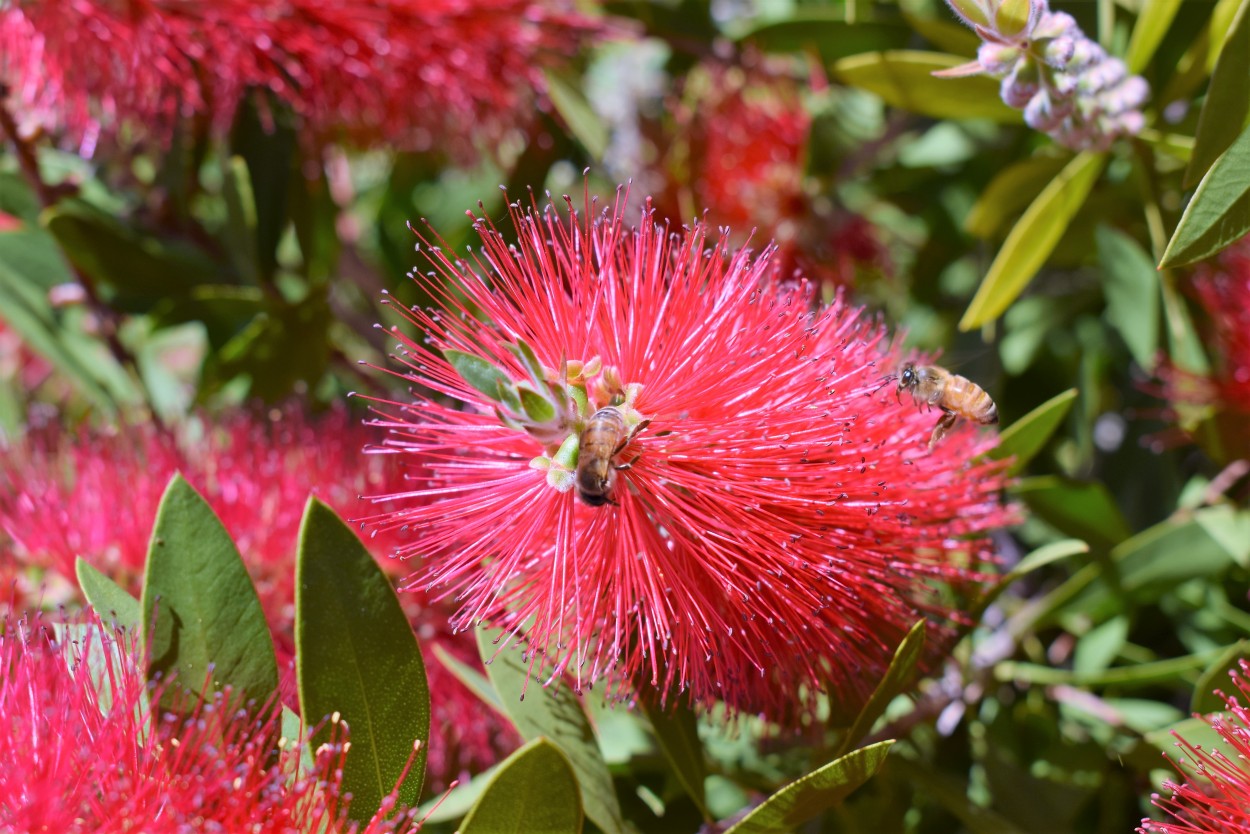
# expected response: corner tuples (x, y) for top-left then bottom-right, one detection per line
(944, 0), (1149, 150)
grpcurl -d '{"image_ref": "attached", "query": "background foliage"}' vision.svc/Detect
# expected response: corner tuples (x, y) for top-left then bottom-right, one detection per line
(4, 0), (1250, 831)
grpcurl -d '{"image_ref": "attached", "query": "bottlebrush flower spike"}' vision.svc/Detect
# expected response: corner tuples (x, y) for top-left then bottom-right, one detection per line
(0, 406), (515, 789)
(0, 0), (605, 157)
(1139, 659), (1250, 833)
(360, 185), (1011, 722)
(939, 0), (1148, 151)
(0, 611), (424, 833)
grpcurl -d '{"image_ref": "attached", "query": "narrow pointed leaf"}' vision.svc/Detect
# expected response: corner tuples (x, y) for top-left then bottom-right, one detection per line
(1097, 227), (1160, 370)
(1014, 476), (1132, 550)
(477, 630), (627, 834)
(724, 741), (894, 834)
(835, 623), (925, 757)
(140, 474), (278, 707)
(973, 539), (1090, 615)
(445, 349), (511, 402)
(296, 498), (430, 822)
(432, 643), (506, 714)
(1184, 0), (1250, 186)
(964, 156), (1069, 238)
(833, 52), (1019, 122)
(1161, 122), (1250, 269)
(544, 71), (608, 159)
(1125, 0), (1183, 73)
(960, 153), (1106, 330)
(738, 17), (910, 63)
(460, 738), (583, 834)
(642, 700), (711, 820)
(76, 558), (140, 630)
(505, 338), (548, 389)
(988, 388), (1077, 474)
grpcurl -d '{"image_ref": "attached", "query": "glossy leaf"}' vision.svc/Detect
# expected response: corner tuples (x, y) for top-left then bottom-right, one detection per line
(477, 629), (627, 834)
(724, 741), (894, 834)
(988, 388), (1077, 475)
(544, 71), (608, 159)
(903, 13), (981, 55)
(964, 156), (1069, 239)
(140, 474), (278, 708)
(960, 152), (1106, 330)
(76, 557), (140, 630)
(643, 699), (710, 821)
(459, 738), (583, 834)
(1014, 476), (1132, 550)
(738, 17), (910, 64)
(1192, 641), (1250, 714)
(1125, 0), (1184, 73)
(1184, 0), (1250, 186)
(432, 643), (506, 714)
(832, 51), (1020, 122)
(834, 621), (925, 757)
(1160, 121), (1250, 268)
(1097, 227), (1160, 370)
(296, 498), (430, 822)
(221, 155), (261, 283)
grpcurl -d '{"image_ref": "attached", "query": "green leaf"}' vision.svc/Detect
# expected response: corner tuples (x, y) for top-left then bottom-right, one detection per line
(988, 388), (1077, 475)
(642, 700), (710, 821)
(460, 738), (583, 834)
(1195, 504), (1250, 567)
(206, 290), (333, 402)
(902, 13), (981, 56)
(834, 621), (925, 757)
(964, 156), (1069, 239)
(1013, 477), (1132, 550)
(506, 338), (548, 389)
(42, 201), (219, 311)
(221, 155), (261, 283)
(974, 539), (1089, 616)
(0, 252), (117, 411)
(960, 152), (1106, 330)
(738, 17), (910, 64)
(296, 498), (430, 822)
(140, 474), (278, 708)
(519, 386), (557, 423)
(1160, 122), (1250, 268)
(477, 630), (627, 834)
(1125, 0), (1184, 73)
(544, 71), (608, 159)
(1097, 226), (1160, 370)
(1184, 0), (1250, 186)
(230, 96), (296, 281)
(76, 558), (140, 630)
(724, 741), (894, 834)
(432, 643), (506, 714)
(445, 349), (512, 402)
(832, 52), (1020, 122)
(1192, 641), (1250, 714)
(1144, 716), (1232, 774)
(1072, 616), (1129, 675)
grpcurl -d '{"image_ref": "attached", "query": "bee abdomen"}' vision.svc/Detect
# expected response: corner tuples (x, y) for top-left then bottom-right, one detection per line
(964, 383), (998, 425)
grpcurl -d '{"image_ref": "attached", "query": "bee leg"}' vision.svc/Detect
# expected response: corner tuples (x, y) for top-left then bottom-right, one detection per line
(615, 454), (642, 471)
(613, 419), (652, 455)
(929, 411), (958, 449)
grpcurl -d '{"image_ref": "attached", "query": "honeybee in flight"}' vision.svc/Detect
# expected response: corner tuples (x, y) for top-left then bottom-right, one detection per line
(896, 362), (998, 449)
(576, 406), (650, 507)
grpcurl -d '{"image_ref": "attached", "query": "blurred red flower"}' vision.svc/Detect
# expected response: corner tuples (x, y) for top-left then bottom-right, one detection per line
(0, 0), (603, 156)
(1140, 659), (1250, 834)
(1187, 239), (1250, 414)
(655, 61), (890, 293)
(0, 611), (421, 833)
(0, 406), (514, 789)
(360, 186), (1010, 723)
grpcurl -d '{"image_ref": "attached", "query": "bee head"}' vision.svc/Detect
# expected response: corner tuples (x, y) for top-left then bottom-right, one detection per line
(896, 363), (917, 400)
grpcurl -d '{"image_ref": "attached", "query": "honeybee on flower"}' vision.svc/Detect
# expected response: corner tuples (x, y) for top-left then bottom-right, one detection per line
(361, 184), (1012, 722)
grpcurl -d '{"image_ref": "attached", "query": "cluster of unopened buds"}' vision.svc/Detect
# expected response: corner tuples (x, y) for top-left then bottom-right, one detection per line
(941, 0), (1149, 151)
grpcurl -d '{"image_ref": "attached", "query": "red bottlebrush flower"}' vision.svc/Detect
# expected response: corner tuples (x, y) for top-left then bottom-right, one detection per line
(360, 186), (1010, 722)
(0, 406), (515, 790)
(0, 611), (423, 833)
(1139, 659), (1250, 833)
(1187, 239), (1250, 414)
(1, 0), (604, 156)
(654, 61), (889, 292)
